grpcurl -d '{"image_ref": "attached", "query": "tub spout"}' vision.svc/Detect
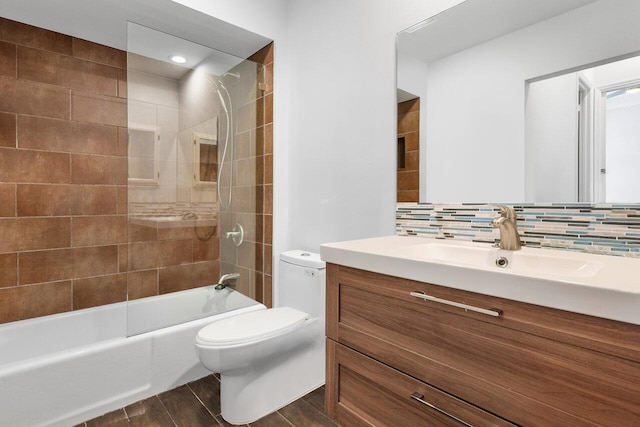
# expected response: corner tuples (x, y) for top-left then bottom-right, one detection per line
(215, 273), (240, 290)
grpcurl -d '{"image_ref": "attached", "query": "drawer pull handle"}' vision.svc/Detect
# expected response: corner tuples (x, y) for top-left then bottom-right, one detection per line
(410, 392), (474, 427)
(410, 291), (502, 317)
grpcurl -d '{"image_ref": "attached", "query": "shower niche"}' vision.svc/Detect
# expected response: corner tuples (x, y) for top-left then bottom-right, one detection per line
(193, 129), (218, 187)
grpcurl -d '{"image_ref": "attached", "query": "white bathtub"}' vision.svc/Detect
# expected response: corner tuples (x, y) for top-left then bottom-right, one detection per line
(0, 286), (265, 427)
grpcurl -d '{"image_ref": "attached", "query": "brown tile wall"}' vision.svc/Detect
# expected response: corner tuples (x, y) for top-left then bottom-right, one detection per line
(0, 17), (273, 324)
(0, 17), (128, 324)
(125, 217), (222, 300)
(397, 98), (420, 202)
(248, 43), (274, 308)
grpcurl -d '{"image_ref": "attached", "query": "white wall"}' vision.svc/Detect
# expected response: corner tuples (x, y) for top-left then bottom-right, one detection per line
(590, 56), (640, 88)
(282, 0), (462, 251)
(606, 99), (640, 202)
(426, 46), (526, 201)
(397, 52), (429, 99)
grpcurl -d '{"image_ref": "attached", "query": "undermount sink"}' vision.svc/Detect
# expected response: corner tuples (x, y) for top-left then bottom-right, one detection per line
(391, 242), (603, 278)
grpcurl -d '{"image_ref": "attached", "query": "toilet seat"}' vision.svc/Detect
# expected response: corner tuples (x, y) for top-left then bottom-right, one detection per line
(195, 307), (309, 348)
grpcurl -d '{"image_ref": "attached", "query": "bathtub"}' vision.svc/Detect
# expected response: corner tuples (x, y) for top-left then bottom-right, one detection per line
(0, 286), (265, 427)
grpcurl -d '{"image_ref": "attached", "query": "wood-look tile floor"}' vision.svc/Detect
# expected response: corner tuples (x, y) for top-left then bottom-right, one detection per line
(79, 374), (339, 427)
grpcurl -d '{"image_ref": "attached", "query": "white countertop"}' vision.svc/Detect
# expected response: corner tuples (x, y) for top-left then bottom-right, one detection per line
(320, 235), (640, 325)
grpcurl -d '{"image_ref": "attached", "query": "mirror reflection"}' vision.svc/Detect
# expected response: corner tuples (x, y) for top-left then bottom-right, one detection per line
(194, 130), (218, 186)
(527, 56), (640, 203)
(128, 127), (158, 184)
(397, 0), (640, 203)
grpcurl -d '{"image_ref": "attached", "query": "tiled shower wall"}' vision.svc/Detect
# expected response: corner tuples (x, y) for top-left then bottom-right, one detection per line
(0, 18), (274, 323)
(248, 44), (274, 308)
(0, 18), (129, 323)
(207, 42), (274, 307)
(397, 202), (640, 257)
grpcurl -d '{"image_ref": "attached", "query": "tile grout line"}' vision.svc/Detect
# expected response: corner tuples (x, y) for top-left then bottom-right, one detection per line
(274, 410), (297, 427)
(154, 394), (180, 427)
(186, 382), (217, 419)
(120, 406), (131, 423)
(299, 396), (339, 426)
(314, 401), (339, 425)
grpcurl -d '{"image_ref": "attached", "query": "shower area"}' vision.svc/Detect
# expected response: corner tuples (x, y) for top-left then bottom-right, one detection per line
(125, 21), (271, 324)
(0, 9), (273, 426)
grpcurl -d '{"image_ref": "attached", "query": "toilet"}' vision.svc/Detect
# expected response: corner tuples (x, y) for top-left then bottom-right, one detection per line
(195, 250), (326, 425)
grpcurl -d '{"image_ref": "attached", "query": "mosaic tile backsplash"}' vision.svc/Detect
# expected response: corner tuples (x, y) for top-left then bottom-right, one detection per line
(397, 203), (640, 257)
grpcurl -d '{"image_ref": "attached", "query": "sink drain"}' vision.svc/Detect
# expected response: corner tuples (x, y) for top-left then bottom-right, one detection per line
(495, 256), (509, 268)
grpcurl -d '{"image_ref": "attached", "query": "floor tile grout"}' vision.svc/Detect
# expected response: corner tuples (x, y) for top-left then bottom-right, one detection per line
(120, 405), (132, 424)
(154, 395), (179, 427)
(85, 374), (337, 427)
(274, 410), (297, 427)
(187, 382), (216, 419)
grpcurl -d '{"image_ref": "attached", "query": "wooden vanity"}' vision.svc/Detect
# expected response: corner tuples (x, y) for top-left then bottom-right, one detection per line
(325, 263), (640, 426)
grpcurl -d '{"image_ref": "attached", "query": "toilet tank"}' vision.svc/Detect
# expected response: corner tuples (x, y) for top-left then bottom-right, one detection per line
(279, 250), (326, 320)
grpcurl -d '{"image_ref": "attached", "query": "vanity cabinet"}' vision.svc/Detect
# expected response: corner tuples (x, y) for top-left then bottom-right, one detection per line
(325, 263), (640, 427)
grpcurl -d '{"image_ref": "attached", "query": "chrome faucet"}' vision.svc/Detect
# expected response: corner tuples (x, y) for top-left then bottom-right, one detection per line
(214, 273), (240, 290)
(491, 205), (522, 250)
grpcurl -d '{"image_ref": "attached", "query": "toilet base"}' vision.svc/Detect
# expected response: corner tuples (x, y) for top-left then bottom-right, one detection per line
(219, 329), (325, 424)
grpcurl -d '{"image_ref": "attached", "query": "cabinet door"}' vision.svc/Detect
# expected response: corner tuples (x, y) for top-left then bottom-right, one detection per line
(326, 339), (515, 427)
(326, 264), (640, 426)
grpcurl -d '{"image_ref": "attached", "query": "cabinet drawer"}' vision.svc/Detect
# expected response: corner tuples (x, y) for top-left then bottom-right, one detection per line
(326, 339), (515, 427)
(326, 264), (640, 426)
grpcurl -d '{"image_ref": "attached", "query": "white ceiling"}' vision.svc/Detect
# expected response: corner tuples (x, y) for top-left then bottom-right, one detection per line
(127, 22), (245, 79)
(0, 0), (271, 60)
(398, 0), (599, 64)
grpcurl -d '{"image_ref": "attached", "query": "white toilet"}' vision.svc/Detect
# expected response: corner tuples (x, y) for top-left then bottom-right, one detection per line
(194, 250), (326, 425)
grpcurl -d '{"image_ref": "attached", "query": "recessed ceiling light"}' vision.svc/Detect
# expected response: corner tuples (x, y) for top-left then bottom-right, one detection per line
(170, 55), (187, 64)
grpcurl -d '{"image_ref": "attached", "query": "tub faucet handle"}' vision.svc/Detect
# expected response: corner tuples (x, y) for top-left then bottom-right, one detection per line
(226, 223), (244, 246)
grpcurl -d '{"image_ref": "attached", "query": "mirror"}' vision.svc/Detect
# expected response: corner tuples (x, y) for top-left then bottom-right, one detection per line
(397, 0), (640, 203)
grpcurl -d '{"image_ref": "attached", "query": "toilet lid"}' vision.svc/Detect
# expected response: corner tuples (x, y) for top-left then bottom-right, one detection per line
(195, 307), (309, 347)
